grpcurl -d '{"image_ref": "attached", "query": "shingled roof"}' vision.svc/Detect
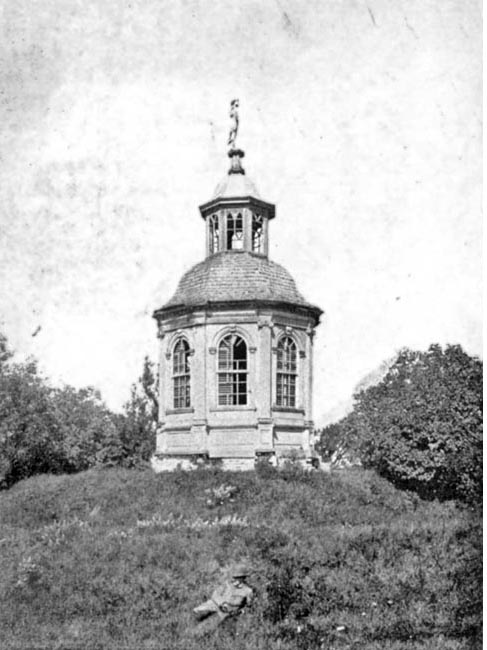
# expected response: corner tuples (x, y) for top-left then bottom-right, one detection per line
(157, 251), (321, 316)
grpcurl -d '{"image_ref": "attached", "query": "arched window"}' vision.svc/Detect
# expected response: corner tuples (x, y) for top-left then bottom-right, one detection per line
(209, 214), (219, 254)
(172, 338), (191, 409)
(218, 334), (247, 405)
(276, 337), (297, 407)
(226, 213), (244, 250)
(252, 213), (263, 253)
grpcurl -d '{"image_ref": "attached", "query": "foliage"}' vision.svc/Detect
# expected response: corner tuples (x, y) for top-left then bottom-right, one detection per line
(0, 466), (480, 649)
(318, 345), (482, 504)
(0, 357), (67, 486)
(0, 335), (158, 486)
(203, 483), (239, 508)
(52, 386), (124, 470)
(116, 355), (157, 465)
(315, 421), (349, 462)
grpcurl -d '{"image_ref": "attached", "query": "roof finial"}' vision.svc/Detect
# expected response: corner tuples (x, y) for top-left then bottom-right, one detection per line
(227, 98), (245, 174)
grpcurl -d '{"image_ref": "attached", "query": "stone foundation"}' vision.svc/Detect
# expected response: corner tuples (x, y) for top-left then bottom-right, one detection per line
(150, 455), (196, 472)
(151, 452), (320, 473)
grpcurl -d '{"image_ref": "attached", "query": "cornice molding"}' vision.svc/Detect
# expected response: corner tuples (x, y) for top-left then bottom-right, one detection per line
(154, 299), (322, 324)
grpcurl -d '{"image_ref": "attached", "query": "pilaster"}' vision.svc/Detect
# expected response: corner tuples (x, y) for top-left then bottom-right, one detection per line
(191, 325), (205, 420)
(298, 349), (306, 410)
(257, 319), (273, 416)
(157, 328), (166, 426)
(305, 324), (315, 422)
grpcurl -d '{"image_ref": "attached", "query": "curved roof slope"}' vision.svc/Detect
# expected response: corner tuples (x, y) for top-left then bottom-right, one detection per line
(212, 173), (261, 199)
(158, 251), (321, 314)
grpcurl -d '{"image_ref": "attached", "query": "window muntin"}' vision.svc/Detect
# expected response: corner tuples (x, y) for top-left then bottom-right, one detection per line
(172, 338), (191, 409)
(252, 213), (263, 253)
(218, 334), (248, 405)
(276, 337), (297, 407)
(209, 214), (219, 253)
(226, 213), (244, 250)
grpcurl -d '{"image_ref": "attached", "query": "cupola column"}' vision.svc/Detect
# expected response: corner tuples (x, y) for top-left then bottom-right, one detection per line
(243, 208), (252, 252)
(262, 216), (269, 257)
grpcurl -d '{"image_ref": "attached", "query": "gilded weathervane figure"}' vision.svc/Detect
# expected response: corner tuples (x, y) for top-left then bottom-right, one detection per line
(228, 99), (239, 151)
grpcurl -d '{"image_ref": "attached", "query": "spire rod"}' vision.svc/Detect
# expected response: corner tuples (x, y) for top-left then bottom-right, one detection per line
(227, 98), (245, 175)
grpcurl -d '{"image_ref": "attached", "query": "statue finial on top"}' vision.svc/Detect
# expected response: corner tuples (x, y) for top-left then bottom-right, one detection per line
(227, 98), (239, 151)
(227, 99), (245, 174)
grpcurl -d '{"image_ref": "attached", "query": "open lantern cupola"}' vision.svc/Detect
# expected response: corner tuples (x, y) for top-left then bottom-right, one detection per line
(200, 148), (275, 258)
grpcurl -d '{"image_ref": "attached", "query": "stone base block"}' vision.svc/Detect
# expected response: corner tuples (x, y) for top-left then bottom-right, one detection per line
(150, 455), (195, 472)
(220, 457), (255, 471)
(151, 453), (256, 472)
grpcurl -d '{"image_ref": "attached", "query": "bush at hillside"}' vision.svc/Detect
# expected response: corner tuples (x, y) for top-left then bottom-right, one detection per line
(319, 344), (482, 504)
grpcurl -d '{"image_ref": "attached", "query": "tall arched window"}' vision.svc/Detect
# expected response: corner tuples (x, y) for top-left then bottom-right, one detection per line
(226, 213), (244, 250)
(209, 214), (219, 253)
(218, 334), (247, 405)
(173, 338), (191, 409)
(276, 337), (297, 407)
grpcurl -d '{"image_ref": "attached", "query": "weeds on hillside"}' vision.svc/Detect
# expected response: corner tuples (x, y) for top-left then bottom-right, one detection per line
(136, 512), (248, 530)
(203, 483), (238, 508)
(37, 515), (91, 547)
(14, 556), (41, 589)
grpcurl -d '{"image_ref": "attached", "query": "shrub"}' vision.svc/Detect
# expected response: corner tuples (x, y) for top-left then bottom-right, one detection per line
(319, 345), (482, 504)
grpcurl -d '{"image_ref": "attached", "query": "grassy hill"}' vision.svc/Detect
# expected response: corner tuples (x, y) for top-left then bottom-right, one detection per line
(0, 465), (481, 649)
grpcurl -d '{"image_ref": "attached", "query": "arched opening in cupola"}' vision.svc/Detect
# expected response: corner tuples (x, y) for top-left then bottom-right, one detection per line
(226, 213), (244, 250)
(252, 213), (263, 253)
(208, 214), (220, 253)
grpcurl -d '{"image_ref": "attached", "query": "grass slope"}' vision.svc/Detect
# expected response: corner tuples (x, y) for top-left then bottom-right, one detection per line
(0, 466), (481, 649)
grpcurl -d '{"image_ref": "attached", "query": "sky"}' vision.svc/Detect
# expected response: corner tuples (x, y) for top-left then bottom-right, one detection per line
(0, 0), (481, 423)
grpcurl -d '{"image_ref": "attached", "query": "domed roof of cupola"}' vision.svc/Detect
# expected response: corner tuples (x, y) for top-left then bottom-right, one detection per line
(157, 251), (322, 318)
(212, 172), (261, 200)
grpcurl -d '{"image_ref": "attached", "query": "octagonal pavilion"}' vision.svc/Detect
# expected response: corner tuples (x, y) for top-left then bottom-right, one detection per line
(152, 143), (322, 471)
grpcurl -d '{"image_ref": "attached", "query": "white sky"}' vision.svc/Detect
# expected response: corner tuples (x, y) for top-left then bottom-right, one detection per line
(0, 0), (481, 423)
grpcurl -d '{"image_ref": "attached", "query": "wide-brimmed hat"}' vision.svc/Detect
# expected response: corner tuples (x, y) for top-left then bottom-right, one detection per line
(231, 563), (250, 578)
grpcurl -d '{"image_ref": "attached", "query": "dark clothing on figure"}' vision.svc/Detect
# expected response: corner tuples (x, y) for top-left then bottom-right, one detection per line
(193, 580), (253, 634)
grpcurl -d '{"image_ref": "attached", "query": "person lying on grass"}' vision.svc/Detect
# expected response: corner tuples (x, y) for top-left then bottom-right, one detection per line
(193, 563), (253, 631)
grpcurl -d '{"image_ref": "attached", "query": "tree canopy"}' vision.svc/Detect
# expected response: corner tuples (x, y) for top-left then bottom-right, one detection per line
(318, 344), (482, 504)
(0, 335), (157, 488)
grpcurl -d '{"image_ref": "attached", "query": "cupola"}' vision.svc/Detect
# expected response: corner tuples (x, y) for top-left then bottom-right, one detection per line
(199, 148), (275, 257)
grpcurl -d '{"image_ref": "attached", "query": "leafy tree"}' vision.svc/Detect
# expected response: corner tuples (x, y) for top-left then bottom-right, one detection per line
(0, 333), (132, 487)
(0, 359), (65, 486)
(51, 386), (124, 470)
(320, 345), (482, 503)
(116, 356), (157, 465)
(314, 422), (349, 462)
